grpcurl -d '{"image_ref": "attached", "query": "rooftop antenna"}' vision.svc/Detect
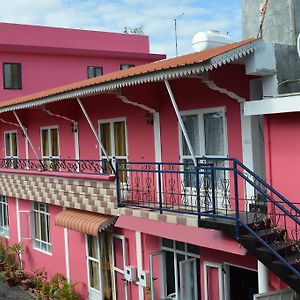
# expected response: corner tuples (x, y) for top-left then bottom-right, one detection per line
(257, 0), (269, 38)
(174, 12), (184, 56)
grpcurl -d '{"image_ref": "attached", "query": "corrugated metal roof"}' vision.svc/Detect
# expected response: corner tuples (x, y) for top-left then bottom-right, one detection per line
(0, 37), (259, 113)
(54, 208), (117, 236)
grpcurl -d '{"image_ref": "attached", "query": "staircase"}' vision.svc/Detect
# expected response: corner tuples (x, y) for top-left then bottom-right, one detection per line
(197, 158), (300, 295)
(116, 157), (300, 294)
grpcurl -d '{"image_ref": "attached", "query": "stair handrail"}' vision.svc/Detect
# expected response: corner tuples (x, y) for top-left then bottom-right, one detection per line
(233, 158), (300, 219)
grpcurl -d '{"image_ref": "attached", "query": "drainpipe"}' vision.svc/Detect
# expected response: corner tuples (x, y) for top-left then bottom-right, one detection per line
(164, 80), (197, 166)
(13, 111), (40, 161)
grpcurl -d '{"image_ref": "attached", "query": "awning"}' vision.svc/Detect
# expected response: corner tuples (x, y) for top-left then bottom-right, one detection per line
(54, 209), (117, 236)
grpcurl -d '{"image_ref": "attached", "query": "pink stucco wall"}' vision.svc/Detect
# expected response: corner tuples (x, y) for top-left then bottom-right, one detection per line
(0, 22), (151, 54)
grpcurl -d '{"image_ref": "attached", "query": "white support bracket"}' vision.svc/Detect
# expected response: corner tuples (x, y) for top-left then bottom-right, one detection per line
(13, 111), (40, 161)
(164, 79), (197, 166)
(76, 97), (110, 162)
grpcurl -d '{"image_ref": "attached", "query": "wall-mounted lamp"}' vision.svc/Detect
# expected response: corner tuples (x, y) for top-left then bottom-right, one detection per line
(71, 122), (78, 133)
(145, 112), (154, 125)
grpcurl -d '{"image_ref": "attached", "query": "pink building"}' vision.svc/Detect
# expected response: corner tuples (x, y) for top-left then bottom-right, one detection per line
(0, 25), (298, 300)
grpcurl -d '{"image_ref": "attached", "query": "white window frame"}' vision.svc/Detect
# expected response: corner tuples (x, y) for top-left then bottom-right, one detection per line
(32, 202), (51, 254)
(98, 118), (128, 161)
(179, 107), (229, 209)
(179, 106), (228, 161)
(4, 130), (18, 160)
(40, 126), (60, 169)
(0, 196), (9, 238)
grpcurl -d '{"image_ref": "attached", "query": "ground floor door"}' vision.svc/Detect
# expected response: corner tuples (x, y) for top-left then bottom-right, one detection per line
(86, 232), (114, 300)
(150, 239), (200, 300)
(111, 234), (129, 300)
(229, 265), (258, 300)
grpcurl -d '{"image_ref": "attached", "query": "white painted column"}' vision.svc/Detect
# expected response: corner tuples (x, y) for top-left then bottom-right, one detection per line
(24, 128), (29, 160)
(136, 231), (144, 300)
(73, 122), (80, 161)
(153, 113), (162, 163)
(64, 227), (71, 281)
(258, 260), (269, 293)
(63, 207), (71, 281)
(16, 198), (21, 243)
(240, 104), (255, 201)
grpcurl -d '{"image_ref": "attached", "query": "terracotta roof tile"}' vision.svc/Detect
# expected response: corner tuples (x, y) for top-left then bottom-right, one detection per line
(0, 38), (258, 110)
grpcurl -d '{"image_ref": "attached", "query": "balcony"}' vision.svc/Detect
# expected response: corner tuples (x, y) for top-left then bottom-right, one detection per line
(115, 158), (300, 293)
(0, 158), (118, 216)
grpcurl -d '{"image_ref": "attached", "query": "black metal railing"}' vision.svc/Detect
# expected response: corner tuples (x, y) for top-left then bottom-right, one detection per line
(0, 158), (115, 175)
(116, 157), (300, 279)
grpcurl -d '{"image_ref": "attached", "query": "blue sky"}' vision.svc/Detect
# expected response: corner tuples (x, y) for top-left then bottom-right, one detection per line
(0, 0), (242, 57)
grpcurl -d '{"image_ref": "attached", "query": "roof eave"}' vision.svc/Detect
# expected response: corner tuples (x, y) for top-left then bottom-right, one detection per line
(0, 38), (262, 114)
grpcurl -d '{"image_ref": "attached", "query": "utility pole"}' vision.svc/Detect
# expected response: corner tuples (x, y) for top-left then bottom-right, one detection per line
(174, 13), (184, 56)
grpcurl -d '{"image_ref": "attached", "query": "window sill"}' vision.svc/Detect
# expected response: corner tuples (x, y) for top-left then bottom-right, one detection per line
(32, 245), (52, 256)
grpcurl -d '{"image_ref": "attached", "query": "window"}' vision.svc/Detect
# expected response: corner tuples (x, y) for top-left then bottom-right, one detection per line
(41, 127), (59, 170)
(3, 63), (22, 89)
(99, 119), (127, 175)
(87, 66), (103, 79)
(180, 107), (228, 210)
(32, 202), (51, 253)
(0, 196), (9, 237)
(181, 108), (227, 160)
(120, 64), (135, 70)
(4, 131), (18, 168)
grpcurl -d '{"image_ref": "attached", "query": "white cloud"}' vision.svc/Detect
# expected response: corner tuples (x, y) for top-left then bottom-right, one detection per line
(0, 0), (242, 57)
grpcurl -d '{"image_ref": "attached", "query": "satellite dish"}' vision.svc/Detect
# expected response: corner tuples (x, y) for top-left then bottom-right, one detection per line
(297, 33), (300, 59)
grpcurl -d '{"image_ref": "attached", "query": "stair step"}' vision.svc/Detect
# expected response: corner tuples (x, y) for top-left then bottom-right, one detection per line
(257, 240), (295, 257)
(247, 217), (271, 231)
(273, 252), (300, 269)
(241, 227), (286, 242)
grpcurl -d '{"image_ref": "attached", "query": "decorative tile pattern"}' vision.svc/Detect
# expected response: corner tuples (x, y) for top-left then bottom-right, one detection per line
(0, 172), (199, 228)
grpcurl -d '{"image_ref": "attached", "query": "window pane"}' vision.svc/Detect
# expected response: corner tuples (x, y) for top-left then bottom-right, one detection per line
(34, 211), (41, 240)
(11, 133), (18, 157)
(182, 115), (200, 156)
(88, 235), (98, 259)
(204, 112), (224, 155)
(3, 64), (12, 88)
(87, 67), (94, 79)
(89, 260), (100, 290)
(114, 122), (126, 156)
(5, 133), (11, 156)
(3, 63), (21, 89)
(120, 64), (134, 70)
(100, 123), (112, 156)
(51, 128), (59, 156)
(94, 67), (103, 77)
(42, 130), (49, 156)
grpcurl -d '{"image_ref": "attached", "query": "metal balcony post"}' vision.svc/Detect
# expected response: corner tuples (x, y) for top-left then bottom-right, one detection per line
(233, 160), (240, 241)
(196, 160), (201, 227)
(115, 161), (122, 207)
(211, 163), (216, 215)
(157, 163), (163, 214)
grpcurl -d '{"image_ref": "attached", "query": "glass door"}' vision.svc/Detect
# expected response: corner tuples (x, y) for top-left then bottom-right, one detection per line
(41, 127), (59, 170)
(99, 119), (127, 178)
(87, 235), (102, 300)
(180, 108), (228, 211)
(149, 251), (167, 300)
(179, 258), (198, 299)
(4, 131), (18, 168)
(111, 234), (128, 300)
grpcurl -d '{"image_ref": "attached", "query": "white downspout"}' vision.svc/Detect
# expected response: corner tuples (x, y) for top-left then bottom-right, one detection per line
(164, 79), (197, 165)
(76, 97), (110, 162)
(13, 111), (40, 160)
